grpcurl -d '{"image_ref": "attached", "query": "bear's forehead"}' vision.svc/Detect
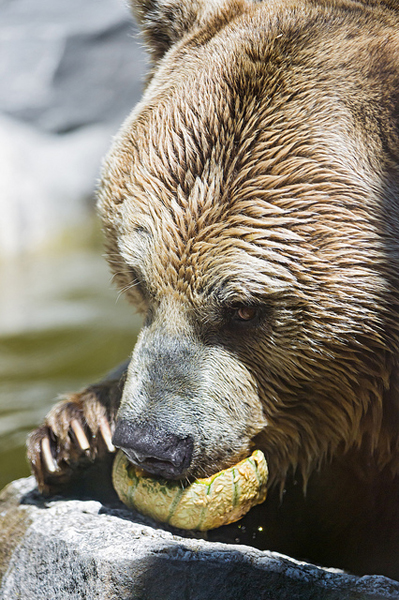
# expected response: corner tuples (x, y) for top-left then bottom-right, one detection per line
(110, 74), (317, 245)
(107, 94), (333, 300)
(116, 182), (301, 302)
(103, 37), (358, 229)
(103, 93), (354, 301)
(98, 9), (377, 303)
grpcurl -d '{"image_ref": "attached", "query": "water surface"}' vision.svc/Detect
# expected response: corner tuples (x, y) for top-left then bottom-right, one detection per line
(0, 234), (142, 489)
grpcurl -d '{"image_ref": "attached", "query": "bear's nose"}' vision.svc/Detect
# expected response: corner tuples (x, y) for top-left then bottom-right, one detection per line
(112, 420), (194, 479)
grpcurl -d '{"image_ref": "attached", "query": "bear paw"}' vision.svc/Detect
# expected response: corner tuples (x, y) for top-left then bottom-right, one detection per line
(26, 387), (116, 495)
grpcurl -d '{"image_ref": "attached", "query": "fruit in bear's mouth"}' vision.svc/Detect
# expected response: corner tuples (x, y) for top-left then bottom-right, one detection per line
(112, 449), (268, 531)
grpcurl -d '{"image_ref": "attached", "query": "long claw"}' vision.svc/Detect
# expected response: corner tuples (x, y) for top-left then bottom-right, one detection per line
(99, 416), (115, 453)
(41, 437), (58, 473)
(70, 418), (90, 451)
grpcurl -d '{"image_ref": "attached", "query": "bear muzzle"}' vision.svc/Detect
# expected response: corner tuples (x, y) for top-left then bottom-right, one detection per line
(112, 419), (194, 479)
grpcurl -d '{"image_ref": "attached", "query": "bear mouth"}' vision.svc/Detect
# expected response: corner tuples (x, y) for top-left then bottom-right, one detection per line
(121, 448), (191, 480)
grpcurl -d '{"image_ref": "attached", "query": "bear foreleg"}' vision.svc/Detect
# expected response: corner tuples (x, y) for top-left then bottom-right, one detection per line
(26, 365), (126, 497)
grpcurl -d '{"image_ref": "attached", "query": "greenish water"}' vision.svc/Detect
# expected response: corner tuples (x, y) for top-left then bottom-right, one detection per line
(0, 235), (142, 490)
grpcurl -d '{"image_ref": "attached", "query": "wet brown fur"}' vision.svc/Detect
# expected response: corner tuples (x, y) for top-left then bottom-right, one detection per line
(100, 0), (399, 479)
(28, 0), (399, 579)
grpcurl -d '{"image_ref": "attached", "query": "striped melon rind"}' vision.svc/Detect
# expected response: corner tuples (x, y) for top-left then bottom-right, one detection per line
(112, 449), (268, 531)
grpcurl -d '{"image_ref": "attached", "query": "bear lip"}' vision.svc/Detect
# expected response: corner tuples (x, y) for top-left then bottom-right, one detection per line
(121, 448), (189, 480)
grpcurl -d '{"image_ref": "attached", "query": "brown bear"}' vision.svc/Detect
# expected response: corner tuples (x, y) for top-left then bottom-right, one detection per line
(28, 0), (399, 580)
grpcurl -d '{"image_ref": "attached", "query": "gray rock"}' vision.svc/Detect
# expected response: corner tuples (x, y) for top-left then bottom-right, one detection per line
(0, 477), (398, 600)
(0, 0), (148, 256)
(0, 0), (147, 133)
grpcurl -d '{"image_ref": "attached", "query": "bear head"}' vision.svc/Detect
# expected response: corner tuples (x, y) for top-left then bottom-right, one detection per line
(98, 0), (399, 487)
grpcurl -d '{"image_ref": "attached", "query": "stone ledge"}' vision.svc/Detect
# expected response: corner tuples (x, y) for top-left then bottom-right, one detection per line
(0, 477), (398, 600)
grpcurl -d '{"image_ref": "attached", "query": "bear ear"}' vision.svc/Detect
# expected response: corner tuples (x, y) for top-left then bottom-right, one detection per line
(130, 0), (241, 63)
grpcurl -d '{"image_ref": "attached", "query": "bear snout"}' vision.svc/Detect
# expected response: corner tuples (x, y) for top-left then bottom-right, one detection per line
(112, 419), (194, 479)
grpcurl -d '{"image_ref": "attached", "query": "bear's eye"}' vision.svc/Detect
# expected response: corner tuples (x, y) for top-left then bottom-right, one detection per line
(219, 303), (265, 334)
(234, 306), (258, 322)
(226, 305), (262, 326)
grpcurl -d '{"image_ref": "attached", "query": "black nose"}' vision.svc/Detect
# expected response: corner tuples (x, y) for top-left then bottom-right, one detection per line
(112, 420), (194, 479)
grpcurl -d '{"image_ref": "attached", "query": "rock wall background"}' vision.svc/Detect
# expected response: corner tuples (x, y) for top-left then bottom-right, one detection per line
(0, 0), (147, 256)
